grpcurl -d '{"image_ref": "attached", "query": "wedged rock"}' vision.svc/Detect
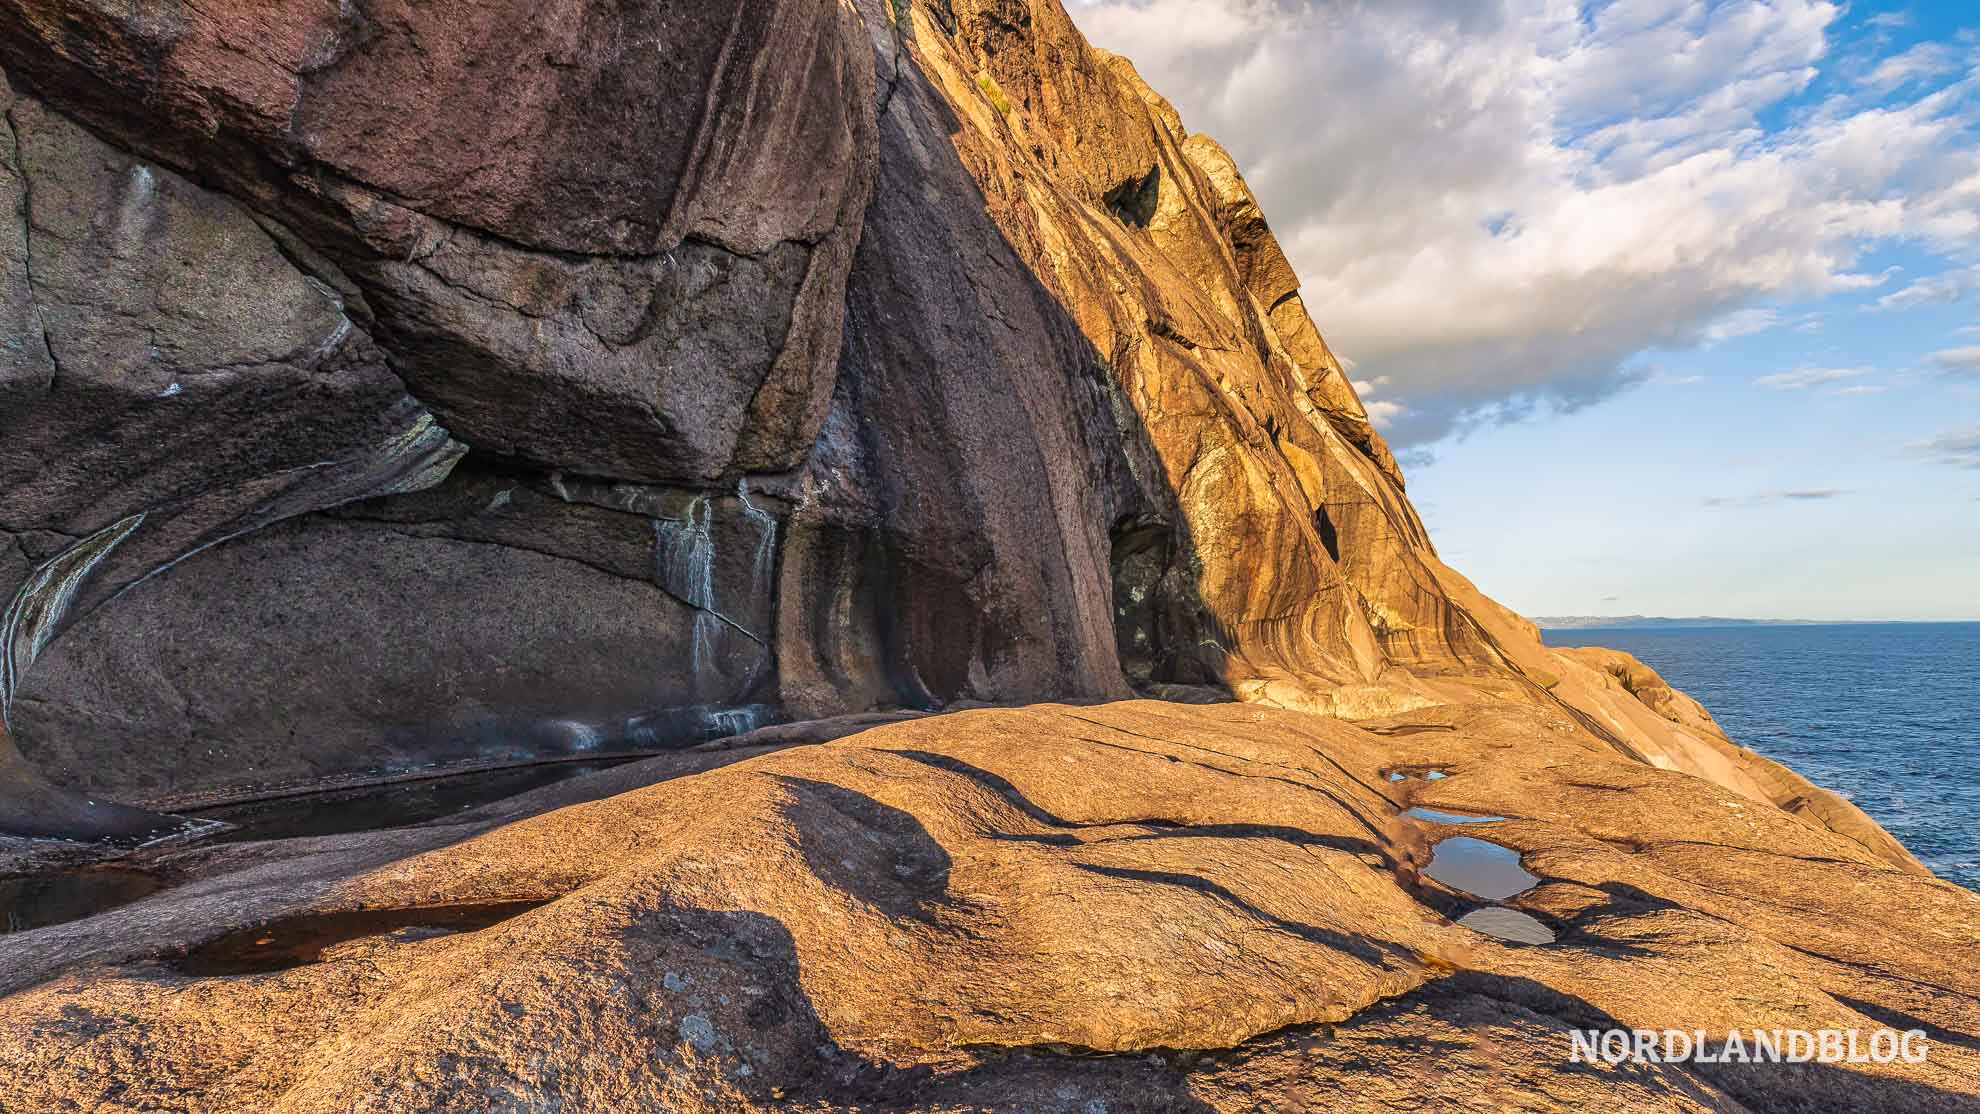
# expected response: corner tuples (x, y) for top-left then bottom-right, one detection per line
(0, 701), (1971, 1111)
(326, 204), (853, 483)
(0, 0), (879, 483)
(0, 2), (884, 806)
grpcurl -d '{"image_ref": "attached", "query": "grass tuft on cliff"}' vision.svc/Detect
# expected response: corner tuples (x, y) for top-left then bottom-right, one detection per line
(975, 71), (1013, 116)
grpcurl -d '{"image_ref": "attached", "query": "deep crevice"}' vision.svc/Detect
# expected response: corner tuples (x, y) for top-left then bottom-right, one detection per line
(1103, 164), (1159, 228)
(4, 101), (62, 391)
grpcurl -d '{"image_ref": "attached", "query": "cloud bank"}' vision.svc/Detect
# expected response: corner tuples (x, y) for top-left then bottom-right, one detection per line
(1069, 0), (1980, 444)
(1906, 426), (1980, 469)
(1702, 488), (1846, 507)
(1752, 365), (1866, 389)
(1930, 345), (1980, 375)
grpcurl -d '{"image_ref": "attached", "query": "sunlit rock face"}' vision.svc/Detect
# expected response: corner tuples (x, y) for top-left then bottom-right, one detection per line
(0, 0), (1919, 883)
(3, 702), (1975, 1112)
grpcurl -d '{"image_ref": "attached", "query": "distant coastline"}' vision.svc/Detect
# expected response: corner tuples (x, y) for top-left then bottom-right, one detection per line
(1532, 615), (1956, 629)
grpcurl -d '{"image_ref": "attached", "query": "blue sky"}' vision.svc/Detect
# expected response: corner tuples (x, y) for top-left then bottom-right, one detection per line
(1070, 0), (1979, 619)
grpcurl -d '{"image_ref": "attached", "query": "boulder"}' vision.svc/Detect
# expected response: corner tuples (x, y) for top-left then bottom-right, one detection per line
(0, 0), (879, 483)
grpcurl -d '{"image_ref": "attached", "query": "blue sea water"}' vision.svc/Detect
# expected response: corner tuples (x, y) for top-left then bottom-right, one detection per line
(1541, 623), (1980, 893)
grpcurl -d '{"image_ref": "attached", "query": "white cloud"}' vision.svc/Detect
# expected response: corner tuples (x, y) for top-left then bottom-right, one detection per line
(1752, 365), (1866, 389)
(1827, 384), (1886, 396)
(1874, 265), (1980, 311)
(1905, 426), (1980, 468)
(1704, 307), (1783, 341)
(1861, 42), (1962, 93)
(1363, 399), (1406, 429)
(1701, 306), (1825, 341)
(1071, 0), (1980, 444)
(1702, 488), (1846, 507)
(1930, 345), (1980, 375)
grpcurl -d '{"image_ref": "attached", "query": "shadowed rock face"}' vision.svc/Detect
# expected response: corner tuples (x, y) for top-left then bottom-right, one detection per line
(0, 0), (876, 484)
(0, 69), (464, 834)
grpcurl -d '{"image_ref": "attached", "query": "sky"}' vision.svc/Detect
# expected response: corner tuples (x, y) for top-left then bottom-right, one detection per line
(1066, 0), (1980, 620)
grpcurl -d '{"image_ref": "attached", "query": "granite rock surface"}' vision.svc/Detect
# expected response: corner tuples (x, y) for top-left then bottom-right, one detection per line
(0, 0), (1970, 1108)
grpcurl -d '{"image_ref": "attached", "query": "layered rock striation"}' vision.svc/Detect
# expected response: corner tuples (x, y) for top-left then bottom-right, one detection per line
(0, 1), (1972, 1110)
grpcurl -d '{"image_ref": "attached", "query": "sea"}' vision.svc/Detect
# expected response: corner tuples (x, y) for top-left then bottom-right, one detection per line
(1540, 622), (1980, 893)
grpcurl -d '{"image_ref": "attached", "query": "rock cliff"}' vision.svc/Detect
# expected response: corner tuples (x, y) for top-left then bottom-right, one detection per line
(0, 0), (1972, 1110)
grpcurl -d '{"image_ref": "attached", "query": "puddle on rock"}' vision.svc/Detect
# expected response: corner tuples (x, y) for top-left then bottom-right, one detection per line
(176, 900), (551, 976)
(1457, 906), (1555, 945)
(1, 867), (163, 934)
(1404, 806), (1507, 824)
(1385, 768), (1451, 783)
(194, 760), (640, 843)
(1423, 836), (1540, 901)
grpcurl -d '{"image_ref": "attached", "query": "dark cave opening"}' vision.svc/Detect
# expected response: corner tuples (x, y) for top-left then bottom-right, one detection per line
(1103, 164), (1160, 228)
(1109, 518), (1173, 686)
(1314, 504), (1340, 563)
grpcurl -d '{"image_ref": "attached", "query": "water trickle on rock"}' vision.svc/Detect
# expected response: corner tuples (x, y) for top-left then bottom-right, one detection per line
(653, 496), (721, 679)
(704, 705), (768, 737)
(624, 703), (775, 747)
(735, 478), (779, 609)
